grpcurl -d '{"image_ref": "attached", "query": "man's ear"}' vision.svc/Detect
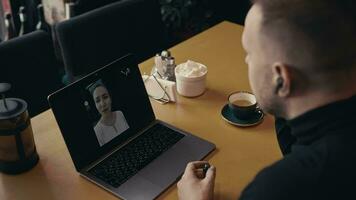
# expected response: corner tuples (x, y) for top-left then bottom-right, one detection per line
(272, 63), (292, 97)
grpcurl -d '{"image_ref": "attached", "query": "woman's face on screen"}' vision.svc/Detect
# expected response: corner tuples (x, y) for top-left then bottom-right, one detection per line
(93, 86), (112, 115)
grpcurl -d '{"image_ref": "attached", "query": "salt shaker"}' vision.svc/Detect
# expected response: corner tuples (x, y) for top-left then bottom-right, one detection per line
(154, 53), (164, 76)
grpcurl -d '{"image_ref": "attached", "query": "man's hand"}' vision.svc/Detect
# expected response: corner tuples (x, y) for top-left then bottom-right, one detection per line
(177, 161), (216, 200)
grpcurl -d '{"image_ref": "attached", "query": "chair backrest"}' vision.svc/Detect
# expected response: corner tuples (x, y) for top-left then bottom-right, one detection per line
(0, 30), (63, 117)
(73, 0), (123, 15)
(56, 0), (168, 82)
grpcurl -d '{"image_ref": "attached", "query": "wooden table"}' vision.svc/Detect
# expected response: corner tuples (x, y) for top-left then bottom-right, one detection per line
(0, 21), (282, 200)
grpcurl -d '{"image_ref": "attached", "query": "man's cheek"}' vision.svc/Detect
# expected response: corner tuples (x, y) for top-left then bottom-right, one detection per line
(248, 67), (258, 92)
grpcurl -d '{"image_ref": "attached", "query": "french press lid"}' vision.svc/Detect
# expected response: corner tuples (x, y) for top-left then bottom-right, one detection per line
(0, 83), (27, 120)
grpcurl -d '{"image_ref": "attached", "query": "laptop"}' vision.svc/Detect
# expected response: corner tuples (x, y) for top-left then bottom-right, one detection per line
(48, 54), (215, 200)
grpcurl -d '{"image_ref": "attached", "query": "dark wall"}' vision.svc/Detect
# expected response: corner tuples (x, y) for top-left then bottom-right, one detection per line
(208, 0), (251, 25)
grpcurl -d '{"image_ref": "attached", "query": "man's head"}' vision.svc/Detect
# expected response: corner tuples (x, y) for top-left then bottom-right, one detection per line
(242, 0), (356, 118)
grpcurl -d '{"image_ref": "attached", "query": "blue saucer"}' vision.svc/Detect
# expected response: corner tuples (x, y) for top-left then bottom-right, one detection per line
(221, 104), (264, 127)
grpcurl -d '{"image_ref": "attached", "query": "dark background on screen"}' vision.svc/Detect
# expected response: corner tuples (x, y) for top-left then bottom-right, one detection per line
(49, 55), (155, 171)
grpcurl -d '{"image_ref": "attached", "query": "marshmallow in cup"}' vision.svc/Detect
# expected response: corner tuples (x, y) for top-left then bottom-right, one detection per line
(175, 60), (208, 97)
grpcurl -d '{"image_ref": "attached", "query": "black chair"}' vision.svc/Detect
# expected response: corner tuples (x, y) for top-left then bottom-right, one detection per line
(0, 30), (63, 117)
(72, 0), (123, 15)
(56, 0), (168, 82)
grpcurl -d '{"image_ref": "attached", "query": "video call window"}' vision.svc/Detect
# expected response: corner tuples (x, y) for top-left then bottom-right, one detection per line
(86, 79), (129, 146)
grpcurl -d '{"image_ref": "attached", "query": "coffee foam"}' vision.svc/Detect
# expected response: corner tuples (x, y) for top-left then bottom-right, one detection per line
(229, 92), (256, 104)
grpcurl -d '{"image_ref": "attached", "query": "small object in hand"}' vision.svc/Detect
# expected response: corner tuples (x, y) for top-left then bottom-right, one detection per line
(194, 163), (211, 178)
(203, 163), (210, 176)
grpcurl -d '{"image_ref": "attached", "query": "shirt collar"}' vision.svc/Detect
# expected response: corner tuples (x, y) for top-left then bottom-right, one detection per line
(286, 95), (356, 144)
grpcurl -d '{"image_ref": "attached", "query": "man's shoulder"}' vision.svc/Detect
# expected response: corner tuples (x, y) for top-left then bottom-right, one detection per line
(239, 140), (356, 200)
(260, 146), (324, 181)
(239, 149), (321, 200)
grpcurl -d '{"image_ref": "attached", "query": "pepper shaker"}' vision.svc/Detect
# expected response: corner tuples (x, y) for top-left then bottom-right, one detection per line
(164, 57), (176, 82)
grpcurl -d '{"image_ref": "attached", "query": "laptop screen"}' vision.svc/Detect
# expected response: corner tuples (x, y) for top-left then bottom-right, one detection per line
(49, 55), (155, 171)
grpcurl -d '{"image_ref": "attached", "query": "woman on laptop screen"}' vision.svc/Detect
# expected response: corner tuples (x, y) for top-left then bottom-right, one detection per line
(88, 80), (129, 146)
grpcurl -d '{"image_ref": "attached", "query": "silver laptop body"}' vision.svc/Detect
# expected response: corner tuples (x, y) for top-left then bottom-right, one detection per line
(48, 54), (215, 200)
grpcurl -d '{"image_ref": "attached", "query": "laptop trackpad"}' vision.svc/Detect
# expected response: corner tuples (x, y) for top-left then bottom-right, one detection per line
(117, 175), (162, 200)
(138, 136), (212, 188)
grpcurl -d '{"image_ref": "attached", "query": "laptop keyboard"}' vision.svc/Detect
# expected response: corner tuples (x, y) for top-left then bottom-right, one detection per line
(88, 123), (185, 188)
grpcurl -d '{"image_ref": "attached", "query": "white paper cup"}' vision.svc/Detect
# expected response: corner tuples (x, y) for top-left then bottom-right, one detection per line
(175, 63), (207, 97)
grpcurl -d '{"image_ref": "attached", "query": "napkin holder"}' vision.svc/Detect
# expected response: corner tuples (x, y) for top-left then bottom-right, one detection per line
(142, 75), (177, 104)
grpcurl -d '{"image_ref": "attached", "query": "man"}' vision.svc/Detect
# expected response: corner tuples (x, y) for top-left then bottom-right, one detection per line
(177, 0), (356, 199)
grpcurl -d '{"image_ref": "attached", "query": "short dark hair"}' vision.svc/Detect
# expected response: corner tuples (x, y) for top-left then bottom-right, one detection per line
(251, 0), (356, 72)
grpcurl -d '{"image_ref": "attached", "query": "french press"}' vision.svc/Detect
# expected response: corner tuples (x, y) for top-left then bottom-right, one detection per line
(0, 83), (39, 174)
